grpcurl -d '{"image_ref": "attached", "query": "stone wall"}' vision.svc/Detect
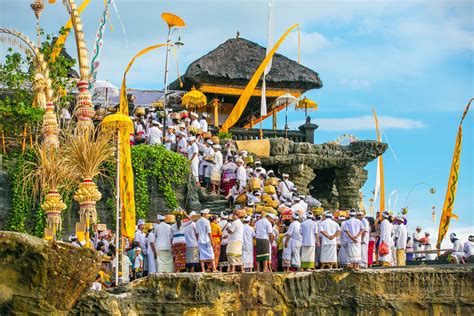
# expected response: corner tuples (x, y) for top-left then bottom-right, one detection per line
(0, 231), (101, 314)
(261, 138), (387, 209)
(73, 266), (474, 315)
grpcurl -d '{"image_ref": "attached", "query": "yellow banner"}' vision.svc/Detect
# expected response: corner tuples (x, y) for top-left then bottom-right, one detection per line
(436, 99), (472, 250)
(118, 43), (168, 237)
(119, 43), (169, 114)
(373, 108), (385, 218)
(235, 139), (270, 157)
(221, 23), (299, 132)
(50, 0), (91, 62)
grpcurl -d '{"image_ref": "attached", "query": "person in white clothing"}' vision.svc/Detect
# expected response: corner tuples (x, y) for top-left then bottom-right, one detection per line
(112, 253), (133, 284)
(200, 113), (209, 132)
(357, 211), (370, 268)
(462, 236), (474, 260)
(300, 211), (318, 270)
(190, 112), (201, 129)
(134, 220), (147, 254)
(210, 144), (223, 194)
(218, 211), (231, 271)
(184, 211), (199, 272)
(319, 211), (341, 269)
(196, 209), (217, 272)
(146, 225), (157, 273)
(242, 216), (255, 272)
(154, 215), (174, 272)
(146, 120), (163, 145)
(285, 213), (302, 271)
(394, 217), (408, 266)
(412, 226), (423, 259)
(235, 159), (247, 190)
(278, 174), (296, 200)
(255, 213), (274, 272)
(378, 211), (393, 267)
(226, 213), (244, 272)
(449, 233), (465, 263)
(164, 126), (176, 151)
(342, 209), (364, 269)
(187, 136), (199, 184)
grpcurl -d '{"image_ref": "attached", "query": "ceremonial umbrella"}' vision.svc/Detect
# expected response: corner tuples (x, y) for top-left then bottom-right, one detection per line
(182, 86), (207, 112)
(275, 93), (298, 138)
(93, 80), (119, 107)
(296, 96), (318, 118)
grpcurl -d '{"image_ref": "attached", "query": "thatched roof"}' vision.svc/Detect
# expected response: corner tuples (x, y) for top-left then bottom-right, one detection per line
(170, 37), (322, 92)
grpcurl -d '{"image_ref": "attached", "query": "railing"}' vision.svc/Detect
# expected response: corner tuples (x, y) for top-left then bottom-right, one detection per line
(210, 118), (319, 144)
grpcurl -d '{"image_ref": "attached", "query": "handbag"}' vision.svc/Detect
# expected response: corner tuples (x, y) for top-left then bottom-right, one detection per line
(379, 241), (390, 256)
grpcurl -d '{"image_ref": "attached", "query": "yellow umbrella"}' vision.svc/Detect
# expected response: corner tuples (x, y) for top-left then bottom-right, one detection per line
(182, 86), (207, 111)
(296, 97), (318, 117)
(101, 113), (134, 133)
(161, 13), (186, 28)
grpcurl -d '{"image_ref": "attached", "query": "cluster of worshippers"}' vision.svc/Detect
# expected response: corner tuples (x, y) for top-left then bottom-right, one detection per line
(82, 209), (474, 290)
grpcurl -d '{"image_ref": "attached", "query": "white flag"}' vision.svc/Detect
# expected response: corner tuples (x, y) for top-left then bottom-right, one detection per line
(261, 0), (274, 117)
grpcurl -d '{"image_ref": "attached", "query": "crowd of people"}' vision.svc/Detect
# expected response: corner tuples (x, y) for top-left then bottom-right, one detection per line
(69, 106), (473, 290)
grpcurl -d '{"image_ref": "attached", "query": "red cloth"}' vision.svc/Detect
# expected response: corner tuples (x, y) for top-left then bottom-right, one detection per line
(221, 179), (236, 196)
(271, 244), (278, 272)
(368, 240), (375, 267)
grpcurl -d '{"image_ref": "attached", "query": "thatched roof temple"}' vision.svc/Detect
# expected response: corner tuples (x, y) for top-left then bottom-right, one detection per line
(170, 37), (322, 127)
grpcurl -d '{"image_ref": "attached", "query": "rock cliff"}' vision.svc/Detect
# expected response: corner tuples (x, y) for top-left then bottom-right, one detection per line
(261, 138), (387, 209)
(73, 266), (474, 315)
(0, 231), (101, 314)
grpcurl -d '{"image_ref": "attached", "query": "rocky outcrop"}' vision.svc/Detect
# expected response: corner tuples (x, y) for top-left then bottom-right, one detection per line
(73, 266), (474, 315)
(261, 138), (387, 209)
(0, 231), (101, 314)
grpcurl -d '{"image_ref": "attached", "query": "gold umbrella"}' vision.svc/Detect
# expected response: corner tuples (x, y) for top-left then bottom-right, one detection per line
(161, 12), (186, 28)
(182, 86), (207, 111)
(296, 97), (318, 117)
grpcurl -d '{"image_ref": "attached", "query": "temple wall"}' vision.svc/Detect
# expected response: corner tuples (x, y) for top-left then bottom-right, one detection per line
(73, 266), (474, 315)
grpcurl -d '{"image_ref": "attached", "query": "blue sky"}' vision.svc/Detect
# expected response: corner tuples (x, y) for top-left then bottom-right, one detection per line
(1, 0), (472, 246)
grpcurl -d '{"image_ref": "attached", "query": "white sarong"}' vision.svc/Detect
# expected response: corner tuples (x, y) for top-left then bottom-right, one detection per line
(338, 243), (349, 266)
(147, 250), (156, 273)
(301, 246), (315, 264)
(157, 250), (174, 273)
(198, 242), (214, 261)
(361, 243), (368, 268)
(320, 244), (337, 263)
(291, 239), (302, 268)
(242, 247), (254, 269)
(347, 242), (362, 263)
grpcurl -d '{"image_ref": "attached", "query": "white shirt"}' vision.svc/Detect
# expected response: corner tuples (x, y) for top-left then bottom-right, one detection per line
(286, 220), (302, 242)
(396, 224), (408, 249)
(361, 218), (370, 244)
(199, 119), (208, 132)
(243, 224), (255, 251)
(148, 126), (162, 145)
(112, 255), (132, 284)
(255, 218), (273, 240)
(219, 219), (230, 245)
(154, 222), (172, 250)
(463, 242), (474, 257)
(196, 217), (211, 243)
(236, 165), (247, 186)
(300, 219), (318, 247)
(177, 137), (188, 154)
(453, 239), (463, 252)
(164, 132), (176, 150)
(188, 142), (199, 161)
(146, 231), (156, 253)
(134, 230), (146, 250)
(278, 179), (295, 197)
(61, 107), (71, 120)
(183, 221), (198, 247)
(171, 222), (188, 245)
(342, 217), (364, 243)
(290, 201), (306, 214)
(319, 218), (341, 246)
(227, 219), (244, 243)
(212, 151), (223, 174)
(379, 219), (393, 246)
(190, 119), (201, 129)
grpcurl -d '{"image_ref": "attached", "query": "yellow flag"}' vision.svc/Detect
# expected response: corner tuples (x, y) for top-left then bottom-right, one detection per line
(50, 0), (91, 62)
(221, 24), (299, 132)
(118, 43), (168, 238)
(373, 108), (385, 218)
(436, 99), (472, 250)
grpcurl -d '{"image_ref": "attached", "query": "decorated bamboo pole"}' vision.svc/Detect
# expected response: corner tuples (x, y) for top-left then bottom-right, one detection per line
(64, 0), (95, 133)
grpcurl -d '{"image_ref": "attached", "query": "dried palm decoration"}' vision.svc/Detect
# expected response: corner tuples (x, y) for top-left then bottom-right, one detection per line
(62, 129), (114, 225)
(22, 143), (76, 235)
(0, 28), (59, 148)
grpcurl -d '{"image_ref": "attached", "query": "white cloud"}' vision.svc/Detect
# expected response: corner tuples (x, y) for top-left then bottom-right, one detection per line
(289, 115), (426, 131)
